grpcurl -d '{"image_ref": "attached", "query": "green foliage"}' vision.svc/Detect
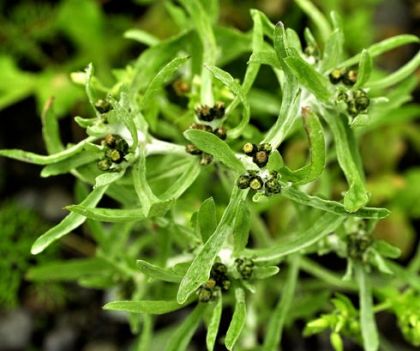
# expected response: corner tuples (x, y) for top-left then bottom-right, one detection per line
(1, 0), (419, 350)
(0, 201), (61, 308)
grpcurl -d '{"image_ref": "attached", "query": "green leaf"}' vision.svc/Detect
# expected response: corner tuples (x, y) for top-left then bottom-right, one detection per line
(354, 49), (373, 88)
(26, 258), (113, 281)
(366, 51), (420, 90)
(338, 34), (419, 68)
(0, 136), (96, 165)
(95, 170), (125, 188)
(225, 288), (246, 350)
(215, 26), (252, 66)
(280, 107), (326, 184)
(136, 260), (183, 283)
(177, 187), (246, 303)
(284, 54), (332, 102)
(67, 200), (173, 223)
(263, 90), (301, 149)
(160, 159), (201, 201)
(273, 21), (288, 62)
(253, 266), (280, 279)
(206, 296), (223, 351)
(244, 213), (343, 262)
(130, 31), (190, 96)
(166, 303), (206, 351)
(281, 185), (389, 219)
(355, 264), (379, 351)
(31, 185), (108, 254)
(205, 65), (251, 139)
(233, 201), (251, 255)
(323, 111), (369, 212)
(286, 28), (303, 53)
(184, 129), (245, 173)
(133, 151), (159, 216)
(248, 50), (281, 69)
(294, 0), (331, 42)
(41, 98), (64, 154)
(373, 240), (401, 259)
(320, 29), (344, 72)
(198, 197), (218, 243)
(180, 0), (217, 104)
(123, 29), (160, 46)
(141, 56), (190, 111)
(104, 300), (188, 315)
(264, 255), (300, 350)
(41, 145), (101, 177)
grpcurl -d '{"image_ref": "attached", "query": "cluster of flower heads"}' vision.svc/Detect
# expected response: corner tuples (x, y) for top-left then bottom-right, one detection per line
(346, 231), (373, 262)
(197, 258), (257, 303)
(197, 262), (231, 303)
(329, 68), (370, 117)
(97, 134), (129, 171)
(185, 102), (226, 165)
(235, 257), (255, 280)
(237, 143), (281, 196)
(337, 88), (370, 117)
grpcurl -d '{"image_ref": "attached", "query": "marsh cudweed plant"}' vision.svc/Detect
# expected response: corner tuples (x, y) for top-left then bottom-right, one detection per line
(1, 0), (420, 350)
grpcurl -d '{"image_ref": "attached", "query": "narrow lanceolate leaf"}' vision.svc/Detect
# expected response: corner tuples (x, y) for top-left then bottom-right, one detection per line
(280, 107), (325, 184)
(205, 65), (251, 139)
(206, 296), (223, 351)
(166, 303), (206, 351)
(264, 255), (300, 350)
(160, 159), (201, 201)
(27, 258), (113, 281)
(223, 9), (264, 132)
(233, 201), (251, 255)
(253, 266), (280, 280)
(31, 185), (108, 254)
(354, 49), (373, 89)
(244, 213), (343, 262)
(141, 56), (190, 110)
(95, 170), (125, 188)
(133, 151), (159, 216)
(320, 29), (344, 72)
(281, 185), (389, 219)
(338, 34), (419, 68)
(41, 97), (63, 154)
(225, 288), (246, 350)
(366, 51), (420, 90)
(184, 129), (245, 173)
(67, 200), (173, 223)
(123, 29), (160, 46)
(0, 136), (96, 165)
(355, 264), (379, 351)
(323, 111), (369, 212)
(198, 197), (218, 243)
(136, 260), (183, 283)
(41, 146), (101, 177)
(177, 187), (246, 304)
(284, 53), (332, 102)
(294, 0), (331, 41)
(104, 300), (188, 315)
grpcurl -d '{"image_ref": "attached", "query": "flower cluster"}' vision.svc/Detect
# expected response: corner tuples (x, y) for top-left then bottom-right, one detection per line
(197, 262), (231, 303)
(237, 170), (281, 196)
(235, 257), (255, 280)
(97, 134), (129, 171)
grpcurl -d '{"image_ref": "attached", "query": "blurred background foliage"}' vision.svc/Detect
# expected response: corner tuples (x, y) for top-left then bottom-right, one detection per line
(0, 0), (419, 350)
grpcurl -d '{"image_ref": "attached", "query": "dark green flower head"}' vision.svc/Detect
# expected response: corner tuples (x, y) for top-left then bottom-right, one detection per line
(235, 257), (255, 280)
(342, 69), (358, 86)
(95, 99), (112, 114)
